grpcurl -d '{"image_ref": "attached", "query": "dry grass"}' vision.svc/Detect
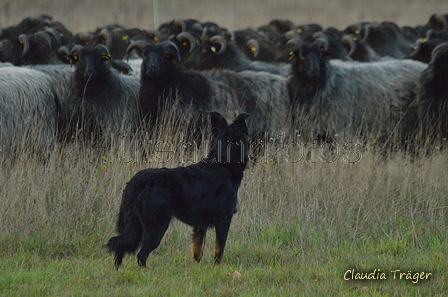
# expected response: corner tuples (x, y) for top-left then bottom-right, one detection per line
(0, 119), (447, 295)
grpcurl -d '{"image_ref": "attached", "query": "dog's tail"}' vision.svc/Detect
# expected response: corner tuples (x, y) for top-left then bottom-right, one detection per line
(105, 192), (142, 268)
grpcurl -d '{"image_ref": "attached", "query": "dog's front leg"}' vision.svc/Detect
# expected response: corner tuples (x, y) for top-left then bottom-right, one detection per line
(192, 227), (207, 262)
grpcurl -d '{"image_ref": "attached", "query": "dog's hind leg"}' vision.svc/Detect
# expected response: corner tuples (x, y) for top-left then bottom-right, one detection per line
(136, 213), (171, 267)
(214, 219), (232, 265)
(192, 227), (207, 262)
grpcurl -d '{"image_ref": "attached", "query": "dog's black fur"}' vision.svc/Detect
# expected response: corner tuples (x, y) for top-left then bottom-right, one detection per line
(106, 112), (250, 268)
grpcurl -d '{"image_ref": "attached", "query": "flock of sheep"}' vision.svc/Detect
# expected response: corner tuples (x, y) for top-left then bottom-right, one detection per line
(0, 13), (447, 154)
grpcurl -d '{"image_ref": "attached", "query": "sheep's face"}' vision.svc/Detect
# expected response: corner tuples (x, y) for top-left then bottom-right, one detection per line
(183, 39), (224, 70)
(289, 42), (324, 80)
(72, 45), (112, 81)
(141, 42), (180, 78)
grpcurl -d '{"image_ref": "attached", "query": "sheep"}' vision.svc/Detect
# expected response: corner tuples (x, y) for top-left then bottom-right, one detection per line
(341, 34), (385, 62)
(312, 30), (351, 61)
(288, 38), (428, 146)
(61, 44), (141, 142)
(130, 40), (290, 141)
(417, 43), (448, 145)
(183, 35), (291, 77)
(0, 66), (60, 153)
(408, 36), (447, 64)
(342, 22), (414, 59)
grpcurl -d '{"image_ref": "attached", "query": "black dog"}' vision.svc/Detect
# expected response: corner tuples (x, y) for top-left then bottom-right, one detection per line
(106, 112), (250, 268)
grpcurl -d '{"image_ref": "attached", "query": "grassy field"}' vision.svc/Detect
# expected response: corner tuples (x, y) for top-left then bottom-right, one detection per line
(0, 126), (447, 296)
(1, 0), (448, 296)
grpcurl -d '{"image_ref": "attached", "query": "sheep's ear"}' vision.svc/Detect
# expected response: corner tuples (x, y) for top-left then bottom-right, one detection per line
(210, 112), (228, 134)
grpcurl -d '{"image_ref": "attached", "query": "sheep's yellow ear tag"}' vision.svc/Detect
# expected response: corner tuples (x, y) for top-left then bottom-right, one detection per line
(419, 38), (428, 43)
(153, 36), (159, 42)
(211, 46), (217, 53)
(355, 29), (361, 34)
(122, 35), (129, 42)
(101, 54), (111, 60)
(72, 54), (79, 60)
(289, 51), (295, 60)
(297, 28), (303, 33)
(250, 46), (256, 54)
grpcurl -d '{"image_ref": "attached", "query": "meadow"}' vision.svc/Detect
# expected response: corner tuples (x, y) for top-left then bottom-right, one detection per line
(1, 0), (448, 296)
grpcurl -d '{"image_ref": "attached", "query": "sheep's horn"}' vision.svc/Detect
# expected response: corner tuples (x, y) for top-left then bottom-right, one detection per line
(99, 28), (113, 50)
(286, 36), (303, 49)
(285, 29), (299, 40)
(58, 45), (70, 57)
(18, 34), (30, 58)
(192, 22), (203, 33)
(210, 35), (227, 55)
(430, 42), (448, 63)
(95, 43), (111, 56)
(125, 40), (153, 59)
(201, 27), (209, 41)
(225, 29), (235, 42)
(111, 60), (133, 75)
(361, 24), (370, 43)
(341, 34), (356, 57)
(176, 32), (197, 53)
(159, 41), (181, 62)
(246, 38), (260, 58)
(70, 44), (83, 56)
(408, 40), (422, 59)
(312, 31), (328, 42)
(45, 27), (62, 46)
(34, 31), (53, 49)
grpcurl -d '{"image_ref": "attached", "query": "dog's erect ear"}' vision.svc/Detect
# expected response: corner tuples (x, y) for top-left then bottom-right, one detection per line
(210, 112), (228, 134)
(233, 113), (250, 126)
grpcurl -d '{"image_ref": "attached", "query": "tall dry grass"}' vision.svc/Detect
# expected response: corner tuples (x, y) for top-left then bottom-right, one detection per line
(0, 110), (446, 251)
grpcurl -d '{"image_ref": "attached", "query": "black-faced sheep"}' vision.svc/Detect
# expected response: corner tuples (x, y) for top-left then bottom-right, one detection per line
(61, 44), (141, 142)
(288, 38), (428, 146)
(417, 43), (448, 144)
(183, 35), (291, 77)
(131, 41), (290, 140)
